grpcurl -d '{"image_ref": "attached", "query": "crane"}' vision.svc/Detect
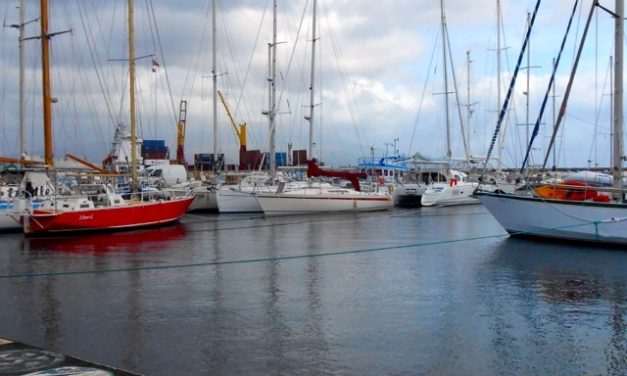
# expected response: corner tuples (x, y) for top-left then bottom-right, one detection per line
(217, 90), (246, 151)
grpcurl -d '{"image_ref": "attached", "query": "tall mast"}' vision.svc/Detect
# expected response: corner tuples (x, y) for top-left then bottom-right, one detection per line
(40, 0), (53, 167)
(525, 12), (530, 147)
(612, 0), (623, 192)
(306, 0), (317, 159)
(128, 0), (137, 186)
(212, 0), (218, 173)
(269, 0), (277, 175)
(440, 0), (451, 162)
(496, 0), (503, 169)
(19, 0), (25, 159)
(552, 57), (557, 168)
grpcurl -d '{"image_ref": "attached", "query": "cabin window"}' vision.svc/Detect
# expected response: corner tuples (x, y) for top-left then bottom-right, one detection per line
(114, 199), (121, 204)
(80, 204), (90, 209)
(63, 204), (70, 208)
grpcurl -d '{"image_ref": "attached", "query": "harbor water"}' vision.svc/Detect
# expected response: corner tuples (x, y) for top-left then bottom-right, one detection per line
(1, 205), (626, 375)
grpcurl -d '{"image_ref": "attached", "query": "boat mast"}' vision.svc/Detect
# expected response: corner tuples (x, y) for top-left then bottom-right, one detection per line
(267, 0), (277, 176)
(212, 0), (218, 173)
(271, 0), (278, 175)
(128, 0), (138, 186)
(612, 0), (623, 193)
(439, 0), (451, 162)
(466, 51), (472, 155)
(525, 12), (530, 147)
(40, 0), (53, 167)
(496, 0), (503, 169)
(306, 0), (317, 160)
(19, 0), (25, 159)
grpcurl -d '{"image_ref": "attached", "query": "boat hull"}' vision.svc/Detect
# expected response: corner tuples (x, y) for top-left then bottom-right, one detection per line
(476, 191), (627, 244)
(421, 182), (479, 207)
(0, 211), (21, 232)
(216, 188), (262, 213)
(0, 199), (43, 232)
(392, 184), (426, 208)
(256, 191), (393, 216)
(24, 197), (194, 235)
(188, 187), (217, 212)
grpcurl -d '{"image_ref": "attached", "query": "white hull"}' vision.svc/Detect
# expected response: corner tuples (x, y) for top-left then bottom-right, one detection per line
(216, 187), (263, 213)
(392, 183), (426, 207)
(477, 191), (627, 244)
(0, 211), (21, 231)
(421, 182), (479, 207)
(256, 187), (393, 216)
(0, 198), (41, 231)
(188, 187), (218, 211)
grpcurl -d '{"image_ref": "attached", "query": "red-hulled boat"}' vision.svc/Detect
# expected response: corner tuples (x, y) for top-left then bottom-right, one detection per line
(23, 184), (194, 235)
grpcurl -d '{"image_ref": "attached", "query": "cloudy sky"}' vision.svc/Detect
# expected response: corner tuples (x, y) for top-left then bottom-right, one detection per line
(0, 0), (620, 169)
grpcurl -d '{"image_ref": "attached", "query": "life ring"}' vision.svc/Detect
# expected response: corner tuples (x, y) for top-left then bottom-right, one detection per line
(378, 176), (385, 185)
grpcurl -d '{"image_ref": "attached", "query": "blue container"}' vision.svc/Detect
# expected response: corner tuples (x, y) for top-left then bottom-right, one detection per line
(275, 152), (287, 166)
(143, 140), (165, 148)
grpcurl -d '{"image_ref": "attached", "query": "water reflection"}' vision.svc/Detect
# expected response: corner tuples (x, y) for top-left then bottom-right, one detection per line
(23, 224), (187, 253)
(262, 220), (289, 370)
(482, 238), (627, 375)
(304, 219), (330, 371)
(41, 276), (61, 350)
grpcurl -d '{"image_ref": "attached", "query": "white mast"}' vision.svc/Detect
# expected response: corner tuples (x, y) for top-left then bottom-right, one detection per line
(212, 0), (218, 173)
(306, 0), (317, 159)
(128, 0), (138, 186)
(525, 11), (530, 147)
(18, 0), (25, 158)
(496, 0), (503, 169)
(440, 0), (451, 162)
(612, 0), (623, 193)
(466, 50), (472, 153)
(265, 0), (277, 176)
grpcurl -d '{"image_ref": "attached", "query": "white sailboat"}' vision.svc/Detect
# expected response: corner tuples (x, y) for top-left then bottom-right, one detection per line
(476, 0), (627, 245)
(254, 0), (393, 216)
(421, 169), (479, 207)
(420, 0), (479, 207)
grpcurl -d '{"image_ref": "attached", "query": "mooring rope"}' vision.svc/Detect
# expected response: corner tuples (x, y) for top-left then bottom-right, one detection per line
(1, 213), (620, 280)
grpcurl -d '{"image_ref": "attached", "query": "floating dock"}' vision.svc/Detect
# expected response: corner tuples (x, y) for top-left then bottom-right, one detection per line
(0, 338), (140, 375)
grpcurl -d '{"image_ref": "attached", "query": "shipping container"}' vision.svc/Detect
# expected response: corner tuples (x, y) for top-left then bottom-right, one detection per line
(143, 140), (166, 148)
(239, 150), (262, 170)
(142, 150), (169, 160)
(292, 149), (307, 166)
(194, 153), (224, 171)
(275, 152), (287, 166)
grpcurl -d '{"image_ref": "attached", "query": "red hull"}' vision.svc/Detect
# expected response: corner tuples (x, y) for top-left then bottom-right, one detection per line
(24, 197), (194, 235)
(25, 224), (186, 253)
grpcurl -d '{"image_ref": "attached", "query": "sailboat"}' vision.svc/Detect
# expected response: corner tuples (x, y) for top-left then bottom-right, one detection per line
(23, 0), (193, 235)
(420, 0), (480, 207)
(254, 0), (393, 216)
(475, 0), (627, 245)
(256, 159), (392, 216)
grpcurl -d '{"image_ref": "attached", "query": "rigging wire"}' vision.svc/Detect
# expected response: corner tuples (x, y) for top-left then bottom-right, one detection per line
(408, 29), (439, 159)
(147, 0), (177, 126)
(320, 0), (368, 160)
(480, 0), (541, 179)
(76, 0), (117, 133)
(520, 0), (580, 173)
(541, 0), (596, 171)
